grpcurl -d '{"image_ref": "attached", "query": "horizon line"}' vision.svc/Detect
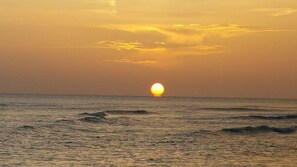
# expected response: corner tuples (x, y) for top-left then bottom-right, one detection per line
(0, 92), (296, 101)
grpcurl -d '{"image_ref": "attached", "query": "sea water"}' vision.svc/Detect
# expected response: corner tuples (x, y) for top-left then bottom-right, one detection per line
(0, 94), (296, 166)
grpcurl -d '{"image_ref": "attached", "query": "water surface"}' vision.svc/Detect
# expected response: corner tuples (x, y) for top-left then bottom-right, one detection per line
(0, 94), (296, 166)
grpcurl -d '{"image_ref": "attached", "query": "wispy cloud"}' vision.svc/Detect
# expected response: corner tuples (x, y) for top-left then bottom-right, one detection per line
(105, 59), (157, 64)
(95, 24), (293, 56)
(98, 41), (166, 51)
(84, 9), (117, 14)
(253, 8), (297, 17)
(109, 0), (116, 7)
(82, 0), (117, 15)
(102, 24), (294, 42)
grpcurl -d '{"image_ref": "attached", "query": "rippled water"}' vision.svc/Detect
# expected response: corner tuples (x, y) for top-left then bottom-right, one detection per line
(0, 94), (296, 166)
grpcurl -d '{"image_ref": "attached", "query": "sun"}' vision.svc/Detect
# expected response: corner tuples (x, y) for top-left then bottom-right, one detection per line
(151, 83), (165, 97)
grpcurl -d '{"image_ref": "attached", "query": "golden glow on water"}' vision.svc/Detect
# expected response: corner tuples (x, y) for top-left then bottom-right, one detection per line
(1, 95), (297, 166)
(151, 83), (165, 97)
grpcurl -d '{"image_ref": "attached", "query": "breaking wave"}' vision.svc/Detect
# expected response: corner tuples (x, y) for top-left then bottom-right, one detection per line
(79, 112), (107, 118)
(222, 125), (297, 134)
(55, 119), (75, 124)
(79, 110), (149, 117)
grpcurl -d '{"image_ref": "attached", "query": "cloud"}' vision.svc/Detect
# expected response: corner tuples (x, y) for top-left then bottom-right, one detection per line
(109, 0), (116, 7)
(105, 59), (157, 64)
(253, 8), (297, 17)
(102, 24), (293, 43)
(97, 41), (166, 51)
(83, 9), (117, 15)
(95, 24), (294, 56)
(84, 0), (117, 14)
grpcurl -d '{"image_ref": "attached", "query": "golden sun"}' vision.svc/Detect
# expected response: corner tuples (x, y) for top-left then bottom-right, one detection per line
(151, 83), (165, 97)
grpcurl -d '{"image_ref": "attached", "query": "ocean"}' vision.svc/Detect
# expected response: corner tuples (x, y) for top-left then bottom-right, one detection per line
(0, 94), (296, 166)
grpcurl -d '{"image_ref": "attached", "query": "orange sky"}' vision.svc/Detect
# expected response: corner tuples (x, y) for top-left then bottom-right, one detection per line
(0, 0), (296, 98)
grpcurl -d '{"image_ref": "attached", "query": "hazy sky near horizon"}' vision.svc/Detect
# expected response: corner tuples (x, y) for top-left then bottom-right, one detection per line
(0, 0), (297, 98)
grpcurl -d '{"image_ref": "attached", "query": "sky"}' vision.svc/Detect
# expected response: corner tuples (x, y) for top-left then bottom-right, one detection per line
(0, 0), (297, 98)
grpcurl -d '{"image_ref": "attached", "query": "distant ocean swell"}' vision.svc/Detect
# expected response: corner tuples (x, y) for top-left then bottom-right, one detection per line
(14, 110), (297, 136)
(78, 110), (150, 123)
(2, 102), (297, 113)
(0, 104), (142, 111)
(233, 114), (297, 120)
(195, 106), (293, 112)
(222, 125), (297, 134)
(0, 103), (8, 107)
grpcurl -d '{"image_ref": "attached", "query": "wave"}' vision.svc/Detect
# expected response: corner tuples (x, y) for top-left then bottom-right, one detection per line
(222, 125), (297, 134)
(235, 114), (297, 120)
(79, 112), (107, 118)
(17, 125), (34, 130)
(80, 116), (105, 123)
(105, 110), (149, 115)
(197, 107), (274, 112)
(0, 103), (8, 107)
(79, 110), (150, 117)
(78, 110), (149, 123)
(55, 119), (76, 124)
(62, 107), (103, 110)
